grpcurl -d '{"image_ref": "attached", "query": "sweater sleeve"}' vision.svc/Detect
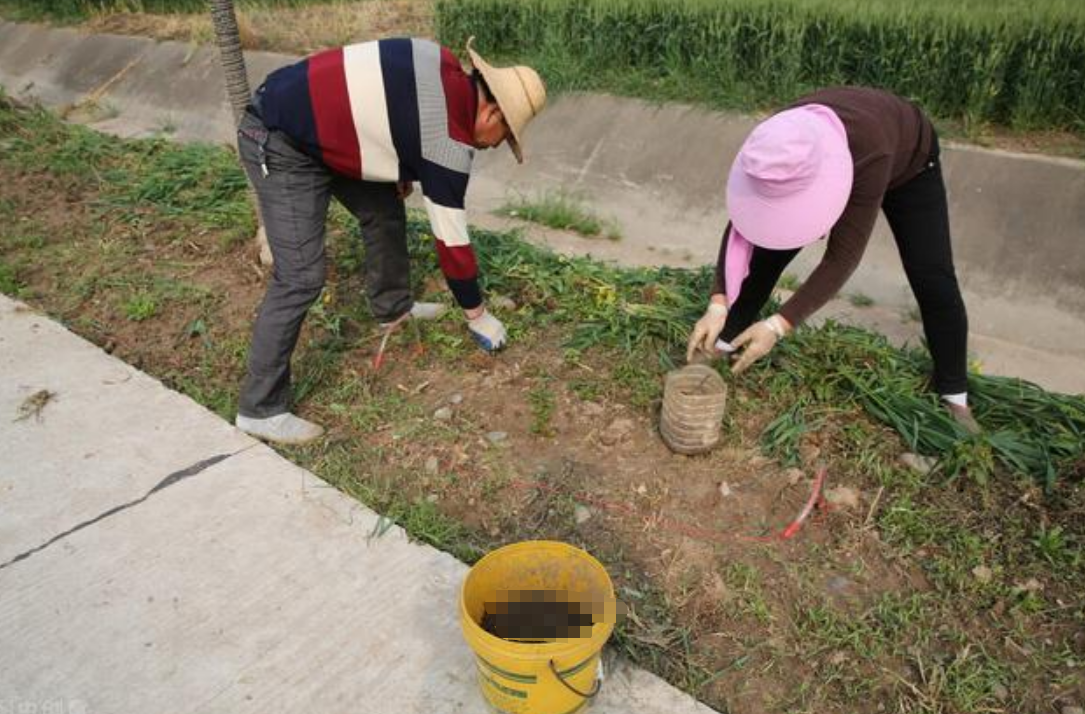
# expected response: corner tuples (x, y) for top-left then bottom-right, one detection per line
(419, 163), (483, 311)
(710, 222), (733, 297)
(777, 155), (891, 327)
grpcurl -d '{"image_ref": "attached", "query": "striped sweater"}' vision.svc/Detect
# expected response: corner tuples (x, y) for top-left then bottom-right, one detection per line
(258, 38), (482, 309)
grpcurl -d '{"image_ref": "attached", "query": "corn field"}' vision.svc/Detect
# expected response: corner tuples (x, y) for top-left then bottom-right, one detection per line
(436, 0), (1085, 133)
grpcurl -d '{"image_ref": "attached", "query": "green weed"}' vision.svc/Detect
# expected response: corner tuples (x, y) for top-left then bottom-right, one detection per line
(778, 273), (801, 291)
(528, 382), (556, 436)
(499, 190), (622, 240)
(0, 258), (25, 296)
(123, 292), (158, 321)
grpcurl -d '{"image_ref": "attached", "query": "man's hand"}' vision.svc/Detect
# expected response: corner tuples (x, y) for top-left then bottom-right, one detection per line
(396, 181), (414, 200)
(731, 314), (790, 374)
(686, 299), (729, 363)
(467, 308), (507, 352)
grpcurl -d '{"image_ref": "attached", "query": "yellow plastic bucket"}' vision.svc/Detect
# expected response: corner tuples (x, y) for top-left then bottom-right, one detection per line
(460, 541), (617, 714)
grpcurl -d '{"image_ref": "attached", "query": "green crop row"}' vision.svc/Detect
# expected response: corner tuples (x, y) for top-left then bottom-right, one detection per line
(436, 0), (1085, 133)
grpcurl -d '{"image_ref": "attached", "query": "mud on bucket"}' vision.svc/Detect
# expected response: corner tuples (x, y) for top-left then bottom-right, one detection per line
(660, 364), (728, 455)
(460, 541), (618, 714)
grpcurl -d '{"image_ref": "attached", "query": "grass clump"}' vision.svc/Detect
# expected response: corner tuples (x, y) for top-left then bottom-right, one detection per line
(498, 190), (621, 240)
(0, 258), (26, 296)
(123, 292), (158, 321)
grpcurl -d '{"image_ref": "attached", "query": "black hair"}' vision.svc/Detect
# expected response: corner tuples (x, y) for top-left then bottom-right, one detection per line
(472, 69), (497, 104)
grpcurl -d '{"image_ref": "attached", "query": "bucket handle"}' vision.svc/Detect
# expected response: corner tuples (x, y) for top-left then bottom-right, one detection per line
(548, 659), (600, 700)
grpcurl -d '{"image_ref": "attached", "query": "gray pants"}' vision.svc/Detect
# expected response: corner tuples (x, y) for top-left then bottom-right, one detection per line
(236, 110), (410, 418)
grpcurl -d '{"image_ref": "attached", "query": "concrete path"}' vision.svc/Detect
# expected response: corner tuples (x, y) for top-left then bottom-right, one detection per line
(0, 294), (717, 714)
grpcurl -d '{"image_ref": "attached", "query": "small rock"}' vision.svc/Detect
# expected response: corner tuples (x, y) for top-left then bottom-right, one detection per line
(426, 493), (439, 504)
(829, 651), (848, 666)
(900, 452), (937, 475)
(424, 456), (440, 474)
(448, 393), (464, 405)
(1014, 578), (1044, 593)
(600, 418), (635, 446)
(784, 468), (804, 486)
(581, 401), (605, 418)
(991, 684), (1009, 702)
(972, 565), (993, 584)
(491, 294), (518, 312)
(718, 481), (733, 498)
(635, 483), (648, 495)
(486, 431), (508, 445)
(574, 505), (592, 525)
(434, 406), (453, 421)
(825, 486), (860, 509)
(799, 444), (822, 464)
(1061, 706), (1084, 714)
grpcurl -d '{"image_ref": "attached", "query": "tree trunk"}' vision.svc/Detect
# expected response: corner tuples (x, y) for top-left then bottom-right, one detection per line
(209, 0), (272, 266)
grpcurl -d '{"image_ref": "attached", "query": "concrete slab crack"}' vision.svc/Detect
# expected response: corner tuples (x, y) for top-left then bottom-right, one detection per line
(0, 444), (257, 571)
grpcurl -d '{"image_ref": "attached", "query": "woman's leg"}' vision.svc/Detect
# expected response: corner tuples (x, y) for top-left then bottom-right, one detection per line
(881, 135), (970, 399)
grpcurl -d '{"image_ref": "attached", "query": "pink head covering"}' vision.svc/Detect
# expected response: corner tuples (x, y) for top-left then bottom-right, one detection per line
(724, 104), (854, 306)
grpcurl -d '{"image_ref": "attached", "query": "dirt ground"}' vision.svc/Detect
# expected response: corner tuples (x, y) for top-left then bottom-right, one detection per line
(1, 99), (1082, 713)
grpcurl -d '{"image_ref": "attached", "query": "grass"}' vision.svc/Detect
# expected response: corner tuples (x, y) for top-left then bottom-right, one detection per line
(849, 292), (875, 308)
(0, 0), (437, 58)
(0, 0), (333, 21)
(436, 0), (1085, 137)
(0, 257), (25, 296)
(528, 381), (556, 436)
(3, 96), (1083, 714)
(498, 189), (621, 241)
(123, 292), (158, 321)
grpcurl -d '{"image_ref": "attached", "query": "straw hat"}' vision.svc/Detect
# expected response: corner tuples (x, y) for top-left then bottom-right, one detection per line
(466, 37), (546, 163)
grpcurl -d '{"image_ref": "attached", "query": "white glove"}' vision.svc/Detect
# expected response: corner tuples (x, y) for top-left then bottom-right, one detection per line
(686, 301), (729, 363)
(731, 314), (790, 374)
(467, 309), (507, 352)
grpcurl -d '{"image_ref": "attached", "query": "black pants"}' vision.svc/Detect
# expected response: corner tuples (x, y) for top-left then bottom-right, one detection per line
(236, 110), (410, 418)
(721, 135), (969, 395)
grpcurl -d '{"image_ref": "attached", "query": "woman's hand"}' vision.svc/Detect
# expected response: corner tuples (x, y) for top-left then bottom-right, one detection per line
(731, 314), (791, 373)
(686, 298), (729, 363)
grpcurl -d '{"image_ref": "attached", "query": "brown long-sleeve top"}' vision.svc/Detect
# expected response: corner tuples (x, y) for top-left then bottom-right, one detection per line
(713, 86), (934, 327)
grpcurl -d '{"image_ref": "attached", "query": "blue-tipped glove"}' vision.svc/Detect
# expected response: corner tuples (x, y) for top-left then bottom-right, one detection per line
(467, 309), (507, 352)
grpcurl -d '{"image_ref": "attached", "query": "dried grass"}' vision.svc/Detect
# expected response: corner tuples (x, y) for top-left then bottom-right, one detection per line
(83, 0), (434, 54)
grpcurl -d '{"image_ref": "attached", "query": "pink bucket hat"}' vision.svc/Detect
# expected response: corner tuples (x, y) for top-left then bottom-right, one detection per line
(724, 104), (853, 306)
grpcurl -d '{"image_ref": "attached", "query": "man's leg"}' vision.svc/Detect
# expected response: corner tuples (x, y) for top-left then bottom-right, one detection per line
(331, 179), (411, 323)
(882, 135), (970, 399)
(237, 112), (333, 419)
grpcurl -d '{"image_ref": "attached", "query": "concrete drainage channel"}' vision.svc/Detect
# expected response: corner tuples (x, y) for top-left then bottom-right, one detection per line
(1, 19), (1083, 393)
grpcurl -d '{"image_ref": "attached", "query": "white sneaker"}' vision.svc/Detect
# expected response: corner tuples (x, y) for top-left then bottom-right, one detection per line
(235, 412), (325, 445)
(410, 302), (448, 321)
(380, 302), (447, 330)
